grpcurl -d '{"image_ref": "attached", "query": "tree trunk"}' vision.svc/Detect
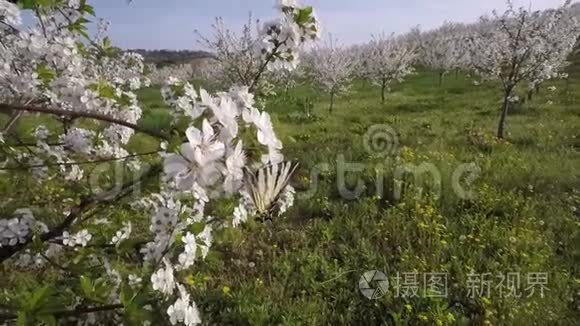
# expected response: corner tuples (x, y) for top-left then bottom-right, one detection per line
(455, 69), (459, 80)
(527, 89), (533, 101)
(381, 79), (386, 104)
(329, 92), (335, 113)
(497, 89), (512, 139)
(535, 84), (540, 95)
(439, 72), (443, 87)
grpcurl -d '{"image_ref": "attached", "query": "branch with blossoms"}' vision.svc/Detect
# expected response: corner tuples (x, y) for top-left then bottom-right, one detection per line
(195, 0), (320, 97)
(0, 163), (162, 262)
(0, 0), (319, 325)
(0, 103), (170, 140)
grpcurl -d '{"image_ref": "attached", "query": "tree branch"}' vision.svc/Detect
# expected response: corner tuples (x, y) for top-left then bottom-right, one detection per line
(0, 164), (163, 263)
(0, 104), (170, 140)
(0, 151), (161, 171)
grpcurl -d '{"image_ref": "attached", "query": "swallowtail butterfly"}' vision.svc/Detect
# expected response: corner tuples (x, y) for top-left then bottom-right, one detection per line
(243, 161), (298, 221)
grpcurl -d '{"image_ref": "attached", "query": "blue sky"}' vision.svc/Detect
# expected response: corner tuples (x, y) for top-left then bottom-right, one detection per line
(91, 0), (568, 50)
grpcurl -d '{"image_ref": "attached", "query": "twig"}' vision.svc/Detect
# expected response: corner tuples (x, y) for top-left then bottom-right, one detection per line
(0, 104), (170, 140)
(0, 164), (162, 263)
(0, 151), (160, 171)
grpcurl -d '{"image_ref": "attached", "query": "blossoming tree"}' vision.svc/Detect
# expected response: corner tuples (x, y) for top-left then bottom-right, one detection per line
(196, 3), (320, 97)
(417, 23), (468, 86)
(363, 33), (418, 104)
(0, 0), (319, 324)
(466, 0), (579, 139)
(148, 64), (197, 86)
(307, 35), (358, 113)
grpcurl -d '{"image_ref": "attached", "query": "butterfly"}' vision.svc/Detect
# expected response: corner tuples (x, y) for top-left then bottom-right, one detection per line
(243, 161), (298, 222)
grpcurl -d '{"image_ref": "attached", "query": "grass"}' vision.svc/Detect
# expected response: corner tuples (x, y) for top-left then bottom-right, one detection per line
(1, 70), (577, 325)
(136, 71), (580, 325)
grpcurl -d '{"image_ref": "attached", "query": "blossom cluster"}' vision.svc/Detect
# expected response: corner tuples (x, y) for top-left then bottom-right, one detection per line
(62, 229), (92, 247)
(0, 0), (311, 325)
(196, 0), (319, 93)
(0, 0), (150, 182)
(261, 1), (320, 71)
(0, 209), (47, 247)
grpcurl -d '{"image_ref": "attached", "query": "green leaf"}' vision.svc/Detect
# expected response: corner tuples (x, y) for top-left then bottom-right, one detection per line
(84, 4), (96, 16)
(26, 286), (53, 312)
(295, 6), (314, 25)
(19, 0), (36, 9)
(36, 64), (56, 86)
(79, 0), (95, 16)
(119, 285), (135, 307)
(75, 17), (90, 25)
(38, 315), (57, 326)
(78, 29), (90, 40)
(90, 80), (116, 99)
(79, 276), (93, 298)
(301, 6), (313, 17)
(16, 311), (27, 326)
(167, 133), (183, 153)
(102, 37), (112, 50)
(36, 0), (58, 7)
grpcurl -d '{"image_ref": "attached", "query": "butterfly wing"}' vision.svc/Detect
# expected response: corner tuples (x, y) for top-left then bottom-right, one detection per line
(244, 161), (298, 219)
(243, 166), (264, 213)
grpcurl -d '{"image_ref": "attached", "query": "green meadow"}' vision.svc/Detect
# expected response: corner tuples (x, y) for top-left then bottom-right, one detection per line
(133, 71), (580, 325)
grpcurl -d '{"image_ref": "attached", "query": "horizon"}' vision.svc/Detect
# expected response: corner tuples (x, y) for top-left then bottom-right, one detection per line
(86, 0), (571, 51)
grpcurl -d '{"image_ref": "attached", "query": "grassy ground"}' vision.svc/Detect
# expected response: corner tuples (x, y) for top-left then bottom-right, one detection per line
(137, 72), (580, 325)
(3, 70), (577, 324)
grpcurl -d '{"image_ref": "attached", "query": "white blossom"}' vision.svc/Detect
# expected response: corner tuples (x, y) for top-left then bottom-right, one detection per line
(111, 222), (132, 246)
(232, 203), (248, 228)
(0, 209), (46, 247)
(62, 229), (92, 247)
(0, 0), (21, 27)
(75, 230), (92, 247)
(177, 232), (197, 270)
(62, 231), (76, 247)
(167, 284), (201, 325)
(128, 274), (142, 287)
(151, 259), (176, 295)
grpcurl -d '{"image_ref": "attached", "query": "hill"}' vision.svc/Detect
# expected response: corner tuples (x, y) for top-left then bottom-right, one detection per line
(129, 49), (214, 66)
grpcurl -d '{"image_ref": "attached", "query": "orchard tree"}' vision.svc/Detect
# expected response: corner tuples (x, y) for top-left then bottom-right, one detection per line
(148, 64), (196, 86)
(196, 4), (320, 97)
(364, 33), (417, 104)
(0, 0), (319, 324)
(418, 28), (456, 85)
(308, 35), (357, 113)
(269, 64), (304, 98)
(417, 22), (468, 85)
(467, 0), (580, 139)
